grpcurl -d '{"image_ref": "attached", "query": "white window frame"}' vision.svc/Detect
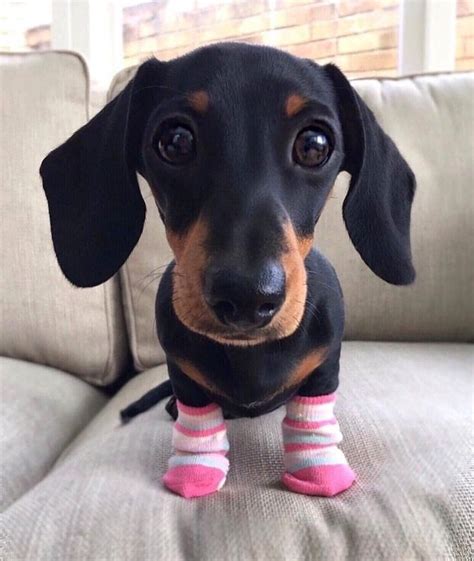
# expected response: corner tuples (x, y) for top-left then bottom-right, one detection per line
(51, 0), (458, 88)
(399, 0), (457, 74)
(51, 0), (123, 90)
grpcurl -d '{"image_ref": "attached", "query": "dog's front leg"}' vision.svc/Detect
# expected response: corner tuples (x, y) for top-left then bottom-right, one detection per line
(163, 361), (230, 499)
(281, 348), (356, 497)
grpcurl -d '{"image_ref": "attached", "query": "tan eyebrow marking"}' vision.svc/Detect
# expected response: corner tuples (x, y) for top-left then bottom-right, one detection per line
(187, 90), (209, 113)
(285, 94), (308, 118)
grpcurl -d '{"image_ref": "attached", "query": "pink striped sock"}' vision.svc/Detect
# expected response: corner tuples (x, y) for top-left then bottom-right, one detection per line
(163, 401), (229, 498)
(281, 393), (356, 497)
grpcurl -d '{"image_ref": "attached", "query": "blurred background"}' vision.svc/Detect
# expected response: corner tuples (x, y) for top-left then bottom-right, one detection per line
(1, 0), (472, 90)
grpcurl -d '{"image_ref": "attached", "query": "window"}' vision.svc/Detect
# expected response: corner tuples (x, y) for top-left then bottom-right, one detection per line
(1, 0), (472, 87)
(0, 0), (51, 52)
(123, 0), (401, 79)
(456, 0), (474, 70)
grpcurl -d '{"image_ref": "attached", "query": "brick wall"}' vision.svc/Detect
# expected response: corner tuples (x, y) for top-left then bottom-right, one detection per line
(25, 0), (474, 77)
(123, 0), (400, 78)
(456, 0), (474, 70)
(25, 24), (50, 51)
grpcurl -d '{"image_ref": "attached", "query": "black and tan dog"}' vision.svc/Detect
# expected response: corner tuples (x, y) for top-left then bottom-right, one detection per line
(41, 43), (415, 498)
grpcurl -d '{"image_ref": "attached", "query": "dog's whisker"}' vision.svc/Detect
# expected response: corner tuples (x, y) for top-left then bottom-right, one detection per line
(303, 299), (319, 313)
(293, 313), (310, 339)
(137, 273), (163, 287)
(136, 266), (167, 288)
(305, 273), (341, 295)
(138, 264), (168, 281)
(136, 276), (163, 302)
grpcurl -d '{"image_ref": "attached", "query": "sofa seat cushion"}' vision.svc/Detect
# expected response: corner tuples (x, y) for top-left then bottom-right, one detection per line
(0, 357), (107, 510)
(2, 343), (471, 560)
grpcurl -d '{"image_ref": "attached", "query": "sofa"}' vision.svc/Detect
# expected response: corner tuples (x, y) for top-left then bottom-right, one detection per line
(0, 51), (472, 561)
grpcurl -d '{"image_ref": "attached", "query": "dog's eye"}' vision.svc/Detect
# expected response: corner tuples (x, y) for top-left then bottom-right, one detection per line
(155, 123), (195, 164)
(293, 128), (331, 168)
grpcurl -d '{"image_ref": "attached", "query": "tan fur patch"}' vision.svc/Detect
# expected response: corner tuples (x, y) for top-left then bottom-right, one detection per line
(173, 357), (226, 397)
(166, 218), (272, 345)
(269, 222), (310, 339)
(187, 90), (209, 113)
(169, 218), (216, 336)
(174, 347), (328, 406)
(165, 230), (187, 262)
(296, 234), (313, 259)
(284, 347), (328, 390)
(285, 93), (307, 117)
(258, 347), (329, 404)
(250, 346), (329, 405)
(167, 218), (311, 346)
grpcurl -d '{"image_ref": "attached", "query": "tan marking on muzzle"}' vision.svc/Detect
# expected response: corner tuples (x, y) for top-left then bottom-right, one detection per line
(167, 218), (216, 336)
(166, 218), (276, 345)
(270, 223), (312, 338)
(166, 219), (312, 346)
(166, 230), (187, 262)
(296, 234), (313, 259)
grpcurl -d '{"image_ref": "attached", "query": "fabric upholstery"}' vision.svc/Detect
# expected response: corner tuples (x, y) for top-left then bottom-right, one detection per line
(108, 69), (474, 370)
(3, 342), (471, 560)
(0, 357), (106, 511)
(0, 52), (129, 384)
(318, 72), (474, 342)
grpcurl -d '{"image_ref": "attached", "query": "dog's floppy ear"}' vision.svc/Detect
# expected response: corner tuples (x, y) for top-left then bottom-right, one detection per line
(324, 64), (416, 285)
(40, 58), (163, 287)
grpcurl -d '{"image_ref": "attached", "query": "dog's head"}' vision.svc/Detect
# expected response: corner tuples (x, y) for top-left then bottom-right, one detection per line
(41, 43), (415, 345)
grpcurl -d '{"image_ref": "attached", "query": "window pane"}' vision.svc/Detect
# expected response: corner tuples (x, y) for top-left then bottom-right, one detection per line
(3, 0), (473, 76)
(456, 0), (474, 71)
(0, 0), (51, 51)
(123, 0), (401, 78)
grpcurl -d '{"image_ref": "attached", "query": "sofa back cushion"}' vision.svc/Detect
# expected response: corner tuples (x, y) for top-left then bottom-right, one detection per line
(318, 72), (474, 342)
(0, 52), (129, 385)
(107, 68), (473, 371)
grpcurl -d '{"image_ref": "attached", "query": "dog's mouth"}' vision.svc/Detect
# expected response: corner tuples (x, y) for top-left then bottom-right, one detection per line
(220, 331), (259, 340)
(179, 311), (282, 346)
(211, 324), (279, 345)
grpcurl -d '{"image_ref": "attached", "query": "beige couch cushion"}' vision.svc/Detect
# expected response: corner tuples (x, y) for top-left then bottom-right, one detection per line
(108, 69), (474, 371)
(0, 52), (129, 384)
(0, 357), (106, 510)
(3, 342), (471, 560)
(319, 72), (474, 342)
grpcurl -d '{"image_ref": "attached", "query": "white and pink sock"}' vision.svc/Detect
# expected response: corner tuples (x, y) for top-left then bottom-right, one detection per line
(282, 393), (356, 496)
(163, 401), (229, 498)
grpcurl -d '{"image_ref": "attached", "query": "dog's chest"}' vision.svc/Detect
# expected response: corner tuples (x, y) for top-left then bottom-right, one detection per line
(205, 343), (314, 406)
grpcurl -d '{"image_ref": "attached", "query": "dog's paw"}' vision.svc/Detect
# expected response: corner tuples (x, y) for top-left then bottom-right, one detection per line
(282, 464), (356, 497)
(163, 454), (229, 498)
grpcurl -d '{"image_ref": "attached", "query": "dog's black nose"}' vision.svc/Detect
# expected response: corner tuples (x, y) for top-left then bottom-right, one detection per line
(204, 262), (286, 330)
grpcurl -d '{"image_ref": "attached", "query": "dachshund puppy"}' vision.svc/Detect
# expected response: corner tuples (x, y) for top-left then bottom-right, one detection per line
(40, 43), (415, 499)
